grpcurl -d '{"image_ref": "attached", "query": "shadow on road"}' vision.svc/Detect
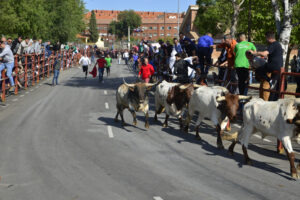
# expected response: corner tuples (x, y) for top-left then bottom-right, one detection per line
(161, 123), (295, 181)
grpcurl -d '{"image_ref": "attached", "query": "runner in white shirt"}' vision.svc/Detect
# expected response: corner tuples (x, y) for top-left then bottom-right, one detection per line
(79, 53), (91, 79)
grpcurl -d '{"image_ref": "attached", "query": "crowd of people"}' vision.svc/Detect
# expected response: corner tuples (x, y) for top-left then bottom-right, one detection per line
(0, 35), (83, 91)
(114, 31), (300, 101)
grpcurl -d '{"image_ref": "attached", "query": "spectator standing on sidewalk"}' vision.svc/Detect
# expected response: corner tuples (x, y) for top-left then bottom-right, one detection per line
(173, 38), (183, 54)
(117, 51), (122, 64)
(0, 41), (15, 92)
(234, 33), (256, 95)
(95, 55), (107, 83)
(105, 54), (112, 77)
(52, 56), (61, 86)
(79, 53), (91, 79)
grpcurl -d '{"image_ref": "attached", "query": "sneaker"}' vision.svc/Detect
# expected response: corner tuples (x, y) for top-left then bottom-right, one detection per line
(269, 80), (277, 90)
(9, 86), (15, 92)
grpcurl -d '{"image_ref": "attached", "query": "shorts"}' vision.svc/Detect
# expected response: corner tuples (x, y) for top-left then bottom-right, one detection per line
(82, 65), (88, 72)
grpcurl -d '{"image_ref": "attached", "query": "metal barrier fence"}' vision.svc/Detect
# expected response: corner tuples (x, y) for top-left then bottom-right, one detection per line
(0, 48), (89, 102)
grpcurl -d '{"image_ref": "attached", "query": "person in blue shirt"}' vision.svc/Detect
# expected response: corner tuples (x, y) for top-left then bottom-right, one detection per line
(173, 38), (182, 53)
(197, 33), (214, 76)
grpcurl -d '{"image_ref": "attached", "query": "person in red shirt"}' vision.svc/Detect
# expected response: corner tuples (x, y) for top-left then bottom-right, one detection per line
(95, 55), (107, 83)
(138, 57), (155, 83)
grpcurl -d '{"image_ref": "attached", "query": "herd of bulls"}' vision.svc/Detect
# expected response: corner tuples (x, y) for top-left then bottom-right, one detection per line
(114, 80), (300, 179)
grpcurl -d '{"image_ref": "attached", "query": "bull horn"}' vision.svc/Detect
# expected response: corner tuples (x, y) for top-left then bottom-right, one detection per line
(294, 98), (300, 105)
(295, 120), (300, 126)
(193, 84), (203, 88)
(123, 78), (135, 87)
(145, 81), (159, 87)
(216, 96), (226, 102)
(179, 84), (191, 90)
(238, 95), (252, 100)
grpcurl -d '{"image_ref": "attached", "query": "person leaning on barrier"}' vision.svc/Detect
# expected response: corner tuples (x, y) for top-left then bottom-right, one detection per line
(0, 40), (15, 92)
(248, 31), (283, 100)
(11, 36), (22, 55)
(234, 33), (256, 96)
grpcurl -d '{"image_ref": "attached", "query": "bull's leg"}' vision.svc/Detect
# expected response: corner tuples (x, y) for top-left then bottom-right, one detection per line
(228, 140), (237, 156)
(216, 124), (224, 149)
(163, 114), (169, 128)
(179, 116), (183, 130)
(114, 110), (119, 122)
(130, 110), (137, 126)
(145, 112), (149, 129)
(242, 145), (252, 165)
(154, 106), (164, 122)
(195, 116), (203, 140)
(281, 136), (298, 178)
(120, 109), (125, 126)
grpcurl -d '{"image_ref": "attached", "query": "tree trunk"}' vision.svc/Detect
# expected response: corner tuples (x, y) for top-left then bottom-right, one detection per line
(285, 44), (293, 71)
(271, 0), (282, 34)
(230, 0), (245, 37)
(279, 0), (293, 67)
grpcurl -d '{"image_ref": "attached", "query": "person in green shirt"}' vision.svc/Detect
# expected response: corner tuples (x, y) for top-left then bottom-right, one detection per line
(105, 54), (112, 77)
(234, 33), (256, 95)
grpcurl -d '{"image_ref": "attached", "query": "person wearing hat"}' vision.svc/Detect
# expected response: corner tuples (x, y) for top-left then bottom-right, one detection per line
(0, 40), (15, 92)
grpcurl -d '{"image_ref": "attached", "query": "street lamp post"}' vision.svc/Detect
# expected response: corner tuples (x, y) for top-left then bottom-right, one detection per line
(177, 0), (180, 39)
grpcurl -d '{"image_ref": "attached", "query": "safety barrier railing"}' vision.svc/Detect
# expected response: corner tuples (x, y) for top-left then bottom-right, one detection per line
(0, 48), (90, 102)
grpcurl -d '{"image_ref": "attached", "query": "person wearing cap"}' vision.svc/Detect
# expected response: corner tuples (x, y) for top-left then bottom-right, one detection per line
(0, 41), (15, 92)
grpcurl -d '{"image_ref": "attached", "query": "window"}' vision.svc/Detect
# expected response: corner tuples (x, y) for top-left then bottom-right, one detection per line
(153, 33), (157, 36)
(143, 33), (146, 36)
(174, 26), (178, 29)
(104, 26), (107, 30)
(160, 27), (164, 30)
(149, 34), (152, 37)
(153, 27), (157, 30)
(160, 33), (164, 36)
(168, 27), (171, 30)
(174, 33), (178, 36)
(144, 27), (148, 30)
(167, 33), (171, 36)
(149, 27), (153, 30)
(137, 33), (141, 36)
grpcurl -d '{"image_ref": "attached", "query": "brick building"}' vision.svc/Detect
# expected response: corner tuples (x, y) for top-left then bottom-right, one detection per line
(85, 10), (184, 41)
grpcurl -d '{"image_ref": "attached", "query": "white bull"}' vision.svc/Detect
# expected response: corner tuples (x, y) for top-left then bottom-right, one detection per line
(184, 86), (251, 149)
(154, 80), (201, 128)
(228, 98), (300, 178)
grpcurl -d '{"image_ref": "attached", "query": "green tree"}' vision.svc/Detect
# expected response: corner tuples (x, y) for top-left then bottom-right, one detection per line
(0, 0), (86, 43)
(108, 10), (142, 39)
(89, 10), (98, 42)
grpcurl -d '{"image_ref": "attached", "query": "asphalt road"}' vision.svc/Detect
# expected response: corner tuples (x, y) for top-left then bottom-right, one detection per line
(0, 61), (300, 200)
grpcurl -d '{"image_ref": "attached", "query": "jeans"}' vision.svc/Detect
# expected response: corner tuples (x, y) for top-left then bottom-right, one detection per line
(0, 62), (15, 86)
(98, 67), (104, 82)
(52, 69), (60, 85)
(124, 57), (129, 65)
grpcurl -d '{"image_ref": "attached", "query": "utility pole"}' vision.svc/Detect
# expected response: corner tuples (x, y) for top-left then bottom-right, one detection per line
(177, 0), (180, 39)
(128, 26), (130, 50)
(164, 12), (166, 40)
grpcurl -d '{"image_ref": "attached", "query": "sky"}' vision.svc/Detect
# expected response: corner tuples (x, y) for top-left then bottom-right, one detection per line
(84, 0), (196, 13)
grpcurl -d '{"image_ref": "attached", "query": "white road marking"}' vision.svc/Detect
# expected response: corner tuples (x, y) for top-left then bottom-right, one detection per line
(20, 95), (24, 98)
(107, 126), (114, 138)
(12, 99), (18, 102)
(104, 90), (107, 95)
(105, 102), (109, 109)
(30, 89), (34, 92)
(253, 134), (272, 142)
(153, 197), (164, 200)
(25, 92), (29, 94)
